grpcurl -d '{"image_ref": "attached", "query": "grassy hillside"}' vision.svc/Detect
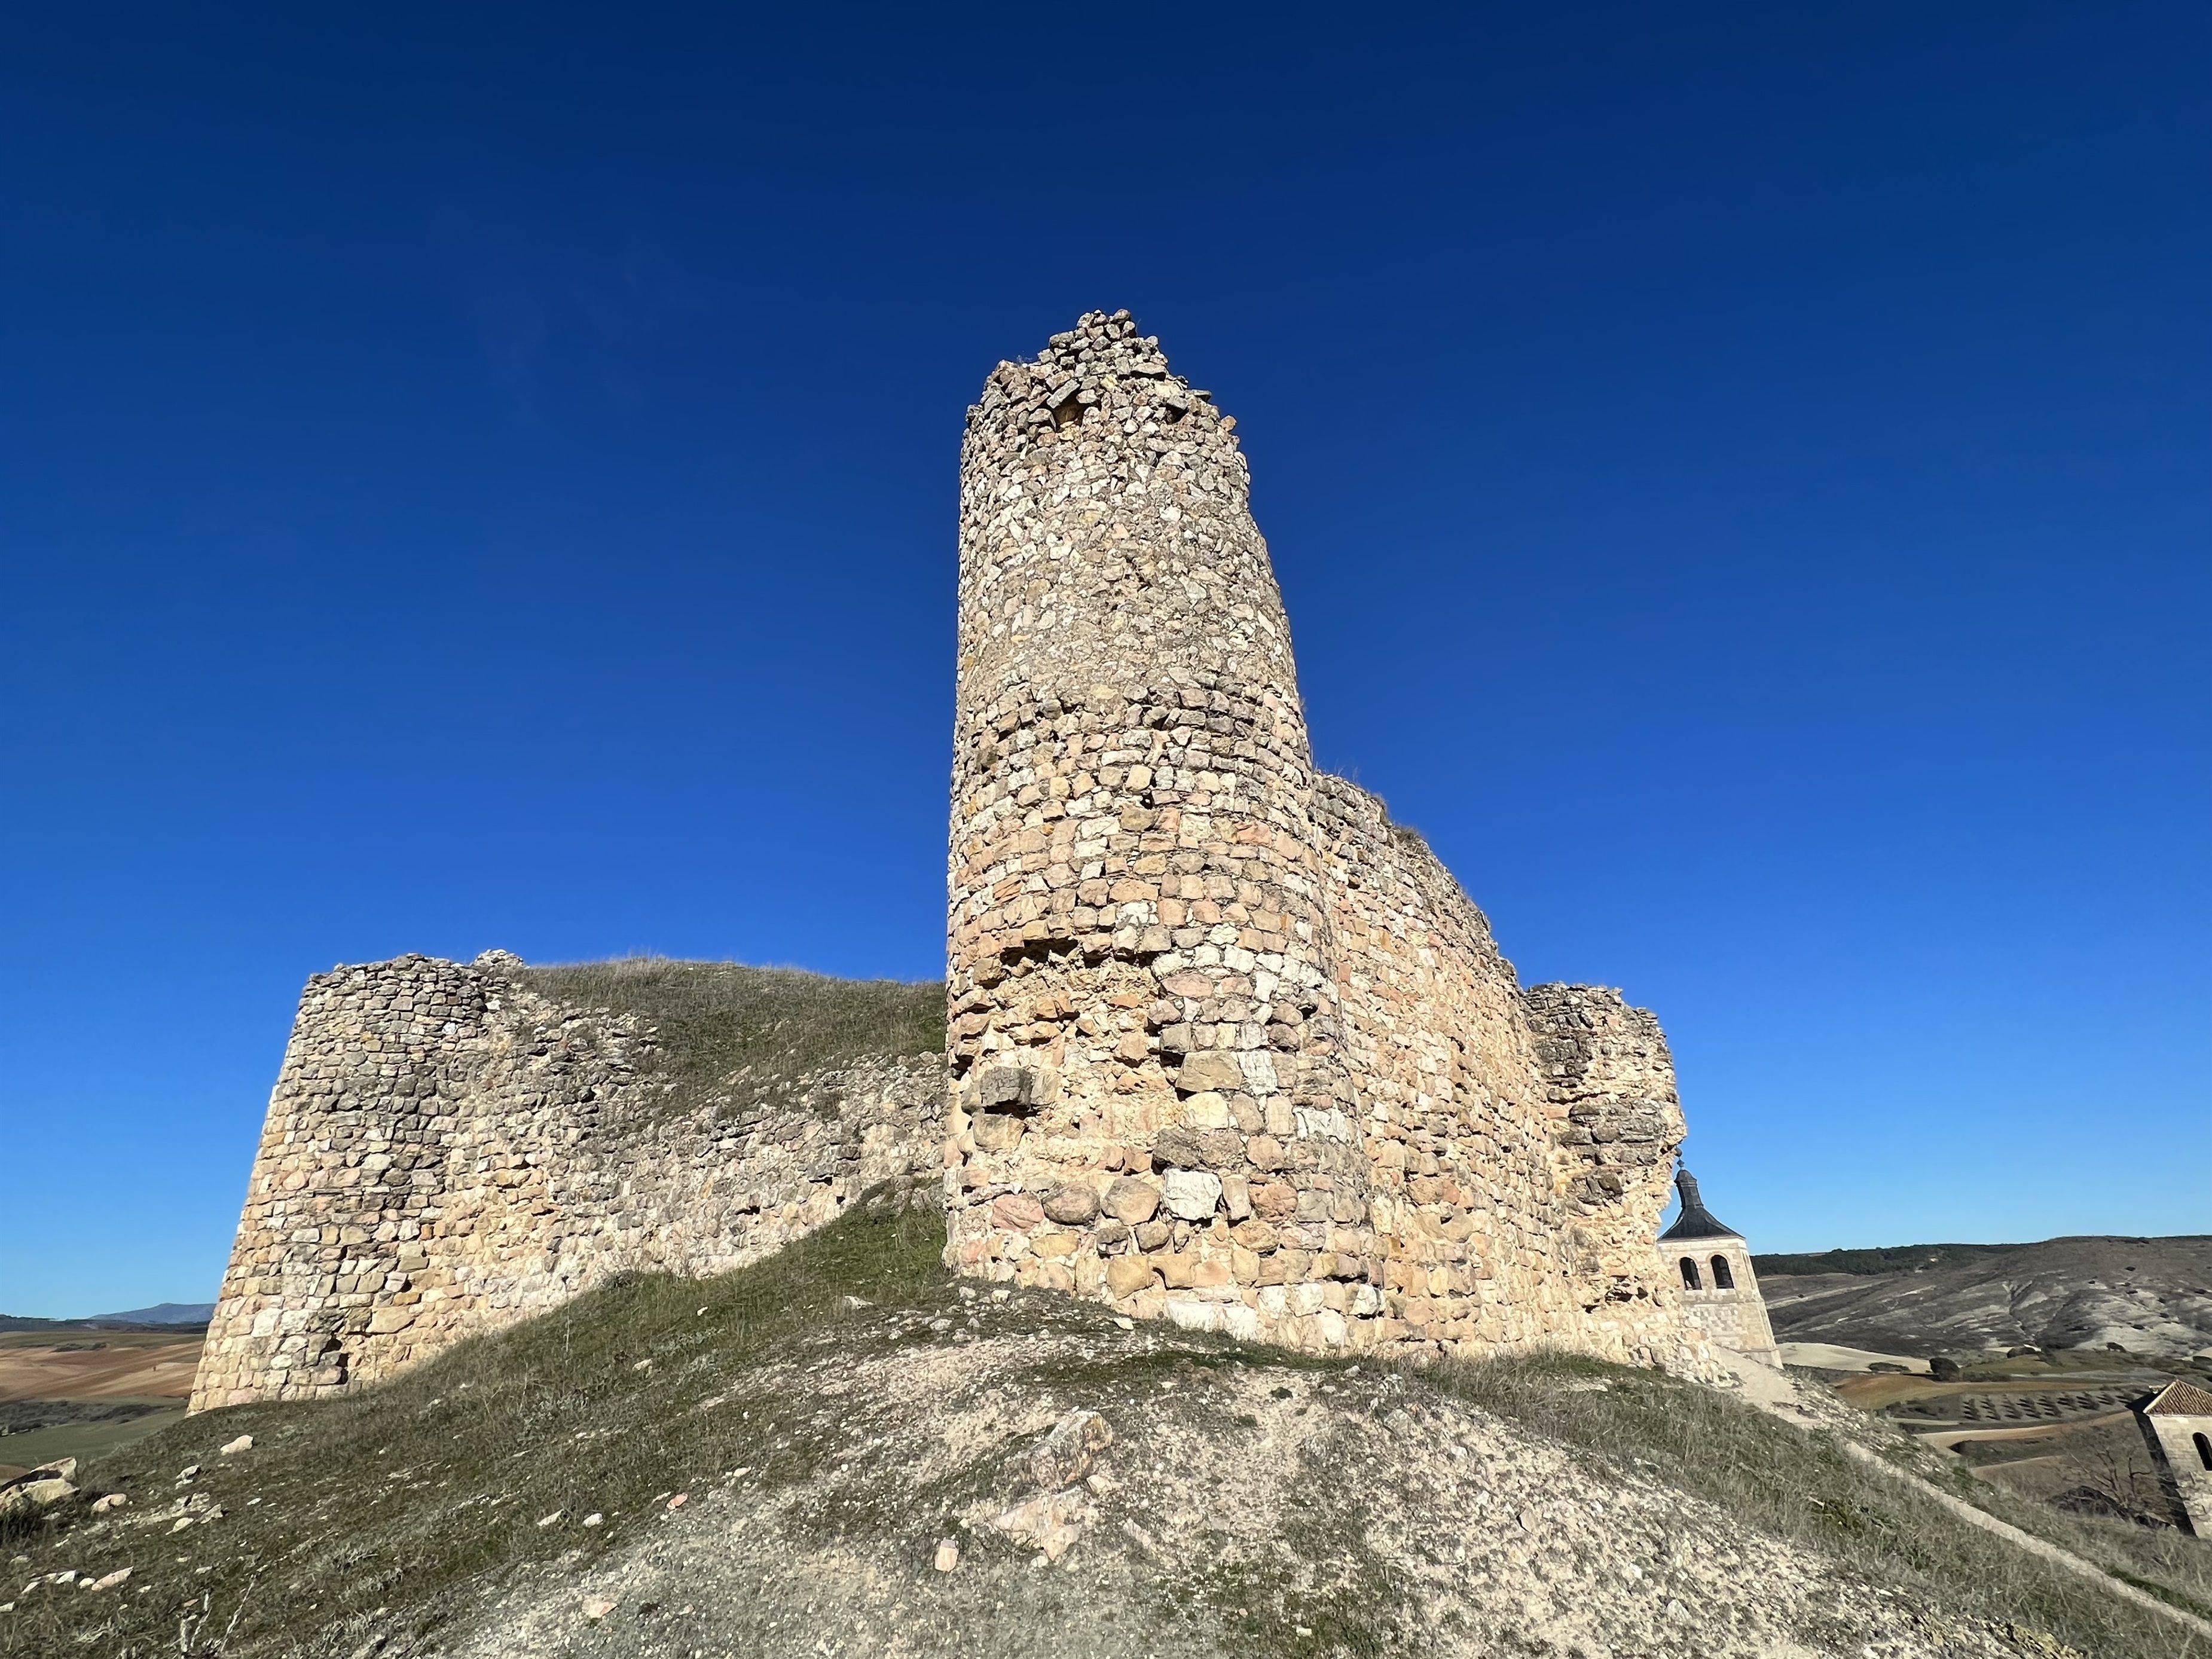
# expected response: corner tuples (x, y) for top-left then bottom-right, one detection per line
(7, 1190), (2205, 1659)
(518, 957), (944, 1117)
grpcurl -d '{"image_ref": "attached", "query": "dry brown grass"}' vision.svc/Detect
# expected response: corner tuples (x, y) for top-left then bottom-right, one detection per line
(1432, 1351), (2210, 1659)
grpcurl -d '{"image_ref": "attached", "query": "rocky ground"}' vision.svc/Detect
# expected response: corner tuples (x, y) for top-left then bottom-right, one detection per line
(4, 1194), (2204, 1659)
(451, 1312), (2096, 1659)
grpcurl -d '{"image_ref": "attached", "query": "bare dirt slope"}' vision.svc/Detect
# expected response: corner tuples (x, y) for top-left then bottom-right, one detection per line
(7, 1193), (2203, 1659)
(1759, 1235), (2212, 1361)
(449, 1327), (2113, 1659)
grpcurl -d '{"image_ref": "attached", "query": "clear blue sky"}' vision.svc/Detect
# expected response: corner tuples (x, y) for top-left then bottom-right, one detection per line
(2, 6), (2204, 1316)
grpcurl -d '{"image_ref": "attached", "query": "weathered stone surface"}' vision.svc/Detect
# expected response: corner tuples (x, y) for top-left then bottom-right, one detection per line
(991, 1192), (1046, 1231)
(191, 955), (943, 1410)
(1023, 1408), (1113, 1491)
(988, 1490), (1083, 1562)
(1174, 1053), (1245, 1093)
(0, 1478), (74, 1520)
(1105, 1257), (1157, 1297)
(1102, 1177), (1160, 1226)
(942, 310), (1710, 1373)
(1161, 1171), (1222, 1221)
(1041, 1184), (1100, 1225)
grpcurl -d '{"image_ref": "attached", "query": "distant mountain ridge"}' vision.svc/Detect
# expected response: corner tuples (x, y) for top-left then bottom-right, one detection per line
(1758, 1235), (2212, 1361)
(87, 1301), (215, 1325)
(1756, 1241), (2049, 1278)
(0, 1301), (214, 1331)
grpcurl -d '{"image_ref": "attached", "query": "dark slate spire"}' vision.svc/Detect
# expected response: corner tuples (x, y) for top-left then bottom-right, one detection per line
(1658, 1169), (1742, 1242)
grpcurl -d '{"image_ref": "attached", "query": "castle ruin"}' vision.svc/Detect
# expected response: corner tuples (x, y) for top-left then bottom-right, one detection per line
(942, 310), (1706, 1370)
(193, 309), (1715, 1412)
(190, 956), (939, 1410)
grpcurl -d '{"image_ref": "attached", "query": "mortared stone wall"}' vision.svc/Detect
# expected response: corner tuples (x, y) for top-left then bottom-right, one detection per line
(195, 308), (1713, 1411)
(944, 310), (1708, 1371)
(190, 953), (939, 1410)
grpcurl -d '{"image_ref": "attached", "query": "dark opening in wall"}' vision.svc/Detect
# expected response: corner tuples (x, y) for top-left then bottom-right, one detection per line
(1711, 1254), (1735, 1290)
(1679, 1256), (1701, 1290)
(1051, 395), (1084, 430)
(2195, 1431), (2211, 1471)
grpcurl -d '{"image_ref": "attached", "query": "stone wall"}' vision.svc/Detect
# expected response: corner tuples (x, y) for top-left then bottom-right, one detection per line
(2135, 1382), (2212, 1537)
(1322, 788), (1689, 1362)
(1521, 982), (1689, 1313)
(943, 310), (1707, 1371)
(191, 954), (940, 1410)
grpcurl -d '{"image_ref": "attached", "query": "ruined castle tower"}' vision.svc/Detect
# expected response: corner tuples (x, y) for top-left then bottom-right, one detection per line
(945, 308), (1370, 1341)
(947, 311), (1707, 1368)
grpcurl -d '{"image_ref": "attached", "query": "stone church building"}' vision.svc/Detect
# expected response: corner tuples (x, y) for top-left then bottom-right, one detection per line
(1658, 1170), (1780, 1368)
(2136, 1378), (2212, 1536)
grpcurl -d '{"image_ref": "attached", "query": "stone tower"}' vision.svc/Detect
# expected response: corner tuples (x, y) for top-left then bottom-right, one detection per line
(945, 308), (1369, 1342)
(1657, 1170), (1779, 1367)
(947, 310), (1710, 1369)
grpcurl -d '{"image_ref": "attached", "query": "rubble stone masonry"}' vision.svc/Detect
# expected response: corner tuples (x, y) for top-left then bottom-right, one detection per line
(195, 308), (1710, 1411)
(945, 311), (1707, 1370)
(191, 954), (940, 1410)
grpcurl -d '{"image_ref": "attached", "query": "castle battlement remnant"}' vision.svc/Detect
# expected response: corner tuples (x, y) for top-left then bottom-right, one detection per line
(945, 310), (1706, 1369)
(191, 955), (940, 1410)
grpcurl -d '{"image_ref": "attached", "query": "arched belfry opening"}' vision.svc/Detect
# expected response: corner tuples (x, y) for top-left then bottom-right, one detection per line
(1656, 1168), (1779, 1368)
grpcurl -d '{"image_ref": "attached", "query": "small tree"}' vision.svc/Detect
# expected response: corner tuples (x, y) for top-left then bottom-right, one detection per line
(2060, 1434), (2168, 1527)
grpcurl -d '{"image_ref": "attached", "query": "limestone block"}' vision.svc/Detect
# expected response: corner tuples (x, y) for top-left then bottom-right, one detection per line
(1102, 1177), (1160, 1226)
(991, 1193), (1046, 1231)
(1041, 1184), (1100, 1224)
(1175, 1053), (1245, 1093)
(1162, 1171), (1223, 1221)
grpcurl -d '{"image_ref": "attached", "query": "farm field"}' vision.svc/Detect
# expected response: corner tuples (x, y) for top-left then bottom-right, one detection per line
(0, 1327), (203, 1477)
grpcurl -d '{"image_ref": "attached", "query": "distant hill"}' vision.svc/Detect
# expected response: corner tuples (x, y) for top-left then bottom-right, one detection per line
(1758, 1235), (2212, 1361)
(86, 1301), (215, 1326)
(1755, 1242), (2028, 1278)
(0, 1302), (214, 1331)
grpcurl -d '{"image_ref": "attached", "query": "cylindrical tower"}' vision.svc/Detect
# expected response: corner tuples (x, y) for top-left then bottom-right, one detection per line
(946, 310), (1376, 1346)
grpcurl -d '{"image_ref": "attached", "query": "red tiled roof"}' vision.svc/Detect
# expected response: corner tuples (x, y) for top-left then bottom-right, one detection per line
(2144, 1379), (2212, 1417)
